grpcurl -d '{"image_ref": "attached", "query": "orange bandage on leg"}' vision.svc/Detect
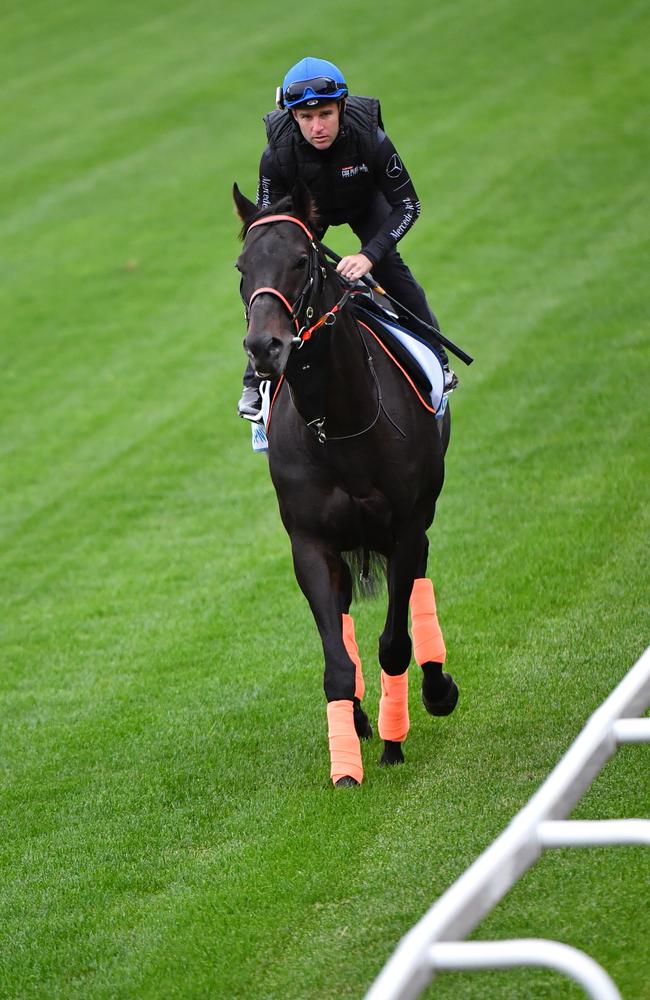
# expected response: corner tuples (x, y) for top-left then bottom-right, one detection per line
(378, 670), (410, 742)
(409, 577), (447, 665)
(342, 613), (365, 700)
(327, 700), (363, 785)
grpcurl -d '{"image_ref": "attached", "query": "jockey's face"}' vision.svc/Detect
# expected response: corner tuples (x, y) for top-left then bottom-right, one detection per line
(292, 101), (341, 150)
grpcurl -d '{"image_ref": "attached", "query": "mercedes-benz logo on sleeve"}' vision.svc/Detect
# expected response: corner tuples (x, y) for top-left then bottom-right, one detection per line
(386, 154), (403, 178)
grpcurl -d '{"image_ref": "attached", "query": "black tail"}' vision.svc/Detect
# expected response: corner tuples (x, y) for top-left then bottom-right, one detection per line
(343, 548), (387, 601)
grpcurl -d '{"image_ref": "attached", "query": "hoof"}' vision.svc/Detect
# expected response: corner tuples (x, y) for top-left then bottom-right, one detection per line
(422, 672), (459, 716)
(353, 700), (373, 741)
(380, 740), (404, 767)
(335, 776), (360, 788)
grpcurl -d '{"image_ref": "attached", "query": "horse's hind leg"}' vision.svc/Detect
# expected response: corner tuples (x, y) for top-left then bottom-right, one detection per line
(410, 578), (459, 716)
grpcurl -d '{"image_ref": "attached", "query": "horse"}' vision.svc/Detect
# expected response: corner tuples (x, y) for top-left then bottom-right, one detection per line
(233, 180), (459, 787)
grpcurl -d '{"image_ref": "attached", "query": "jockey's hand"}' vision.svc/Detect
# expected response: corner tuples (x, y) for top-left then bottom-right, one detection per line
(336, 253), (373, 283)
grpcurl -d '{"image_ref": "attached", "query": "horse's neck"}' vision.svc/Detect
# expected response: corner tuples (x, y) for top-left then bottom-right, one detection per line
(284, 296), (372, 433)
(329, 308), (369, 382)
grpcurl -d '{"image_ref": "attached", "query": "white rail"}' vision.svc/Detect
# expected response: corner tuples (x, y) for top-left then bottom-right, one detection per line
(366, 646), (650, 1000)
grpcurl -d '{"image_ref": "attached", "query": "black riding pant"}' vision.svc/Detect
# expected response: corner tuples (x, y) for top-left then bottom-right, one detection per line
(349, 191), (441, 336)
(242, 192), (443, 389)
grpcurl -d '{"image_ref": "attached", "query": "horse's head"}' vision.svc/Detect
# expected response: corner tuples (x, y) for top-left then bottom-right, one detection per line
(233, 180), (322, 380)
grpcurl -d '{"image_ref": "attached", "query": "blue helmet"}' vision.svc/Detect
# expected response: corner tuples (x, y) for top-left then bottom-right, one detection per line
(278, 56), (348, 110)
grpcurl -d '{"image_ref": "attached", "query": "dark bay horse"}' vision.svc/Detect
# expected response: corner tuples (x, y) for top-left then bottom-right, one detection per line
(234, 181), (458, 787)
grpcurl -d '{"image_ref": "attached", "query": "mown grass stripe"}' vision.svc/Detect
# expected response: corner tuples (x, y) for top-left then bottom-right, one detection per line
(2, 0), (648, 997)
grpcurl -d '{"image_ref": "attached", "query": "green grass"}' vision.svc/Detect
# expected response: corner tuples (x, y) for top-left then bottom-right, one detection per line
(2, 0), (649, 997)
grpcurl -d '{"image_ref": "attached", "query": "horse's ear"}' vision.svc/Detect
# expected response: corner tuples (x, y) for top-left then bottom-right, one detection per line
(233, 183), (257, 225)
(291, 178), (318, 228)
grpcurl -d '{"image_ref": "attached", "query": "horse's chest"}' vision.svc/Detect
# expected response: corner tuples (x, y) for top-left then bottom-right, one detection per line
(270, 453), (392, 547)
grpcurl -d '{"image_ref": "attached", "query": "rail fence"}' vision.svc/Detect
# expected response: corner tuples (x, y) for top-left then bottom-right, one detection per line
(366, 646), (650, 1000)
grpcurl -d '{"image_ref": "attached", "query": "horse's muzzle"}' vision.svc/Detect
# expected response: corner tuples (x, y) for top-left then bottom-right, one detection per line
(244, 331), (290, 379)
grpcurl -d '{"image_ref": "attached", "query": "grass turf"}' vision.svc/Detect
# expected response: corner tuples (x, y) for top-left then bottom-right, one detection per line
(1, 0), (649, 997)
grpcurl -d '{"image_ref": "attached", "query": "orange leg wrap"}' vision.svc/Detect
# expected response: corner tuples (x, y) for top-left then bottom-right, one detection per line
(410, 577), (446, 665)
(342, 613), (365, 700)
(327, 700), (363, 785)
(378, 670), (410, 742)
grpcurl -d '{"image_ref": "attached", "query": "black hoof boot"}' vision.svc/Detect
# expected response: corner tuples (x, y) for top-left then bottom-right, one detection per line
(353, 699), (373, 741)
(380, 740), (404, 766)
(335, 776), (360, 788)
(422, 671), (459, 716)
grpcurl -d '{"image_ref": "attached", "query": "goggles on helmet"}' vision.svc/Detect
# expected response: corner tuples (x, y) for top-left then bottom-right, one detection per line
(278, 75), (348, 109)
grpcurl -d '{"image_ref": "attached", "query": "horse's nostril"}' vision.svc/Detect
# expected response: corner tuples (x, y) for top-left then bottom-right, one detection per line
(269, 338), (282, 357)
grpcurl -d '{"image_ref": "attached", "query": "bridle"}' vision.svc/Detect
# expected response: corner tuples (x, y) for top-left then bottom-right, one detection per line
(241, 212), (395, 444)
(242, 213), (359, 345)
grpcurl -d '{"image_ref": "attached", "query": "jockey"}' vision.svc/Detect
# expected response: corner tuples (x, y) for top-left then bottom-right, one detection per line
(238, 55), (456, 419)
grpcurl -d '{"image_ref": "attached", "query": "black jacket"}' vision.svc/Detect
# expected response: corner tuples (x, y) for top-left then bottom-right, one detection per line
(257, 96), (421, 265)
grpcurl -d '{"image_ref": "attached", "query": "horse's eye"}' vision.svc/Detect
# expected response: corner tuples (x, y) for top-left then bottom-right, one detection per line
(294, 256), (309, 271)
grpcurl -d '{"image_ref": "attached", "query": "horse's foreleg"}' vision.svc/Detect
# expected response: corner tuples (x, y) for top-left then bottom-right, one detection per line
(410, 577), (459, 716)
(290, 536), (364, 787)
